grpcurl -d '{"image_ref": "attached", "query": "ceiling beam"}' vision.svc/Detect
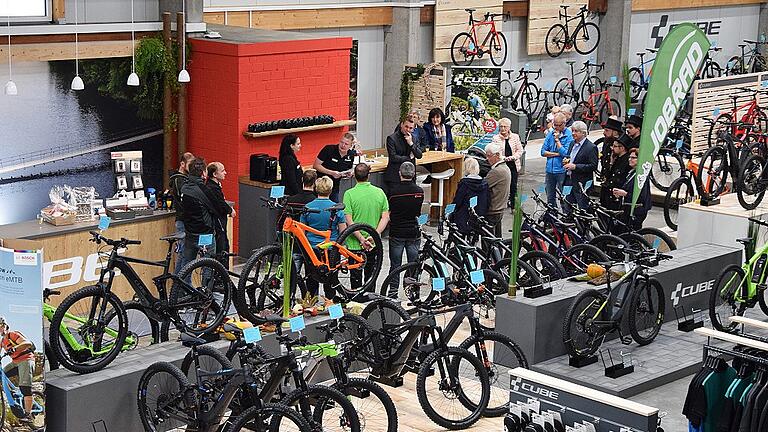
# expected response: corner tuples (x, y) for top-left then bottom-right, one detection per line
(0, 41), (132, 63)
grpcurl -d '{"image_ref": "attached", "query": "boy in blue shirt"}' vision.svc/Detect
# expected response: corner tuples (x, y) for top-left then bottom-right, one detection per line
(540, 112), (573, 208)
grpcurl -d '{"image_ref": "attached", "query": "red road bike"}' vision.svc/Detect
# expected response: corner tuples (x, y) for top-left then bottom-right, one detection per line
(573, 82), (622, 130)
(450, 8), (508, 66)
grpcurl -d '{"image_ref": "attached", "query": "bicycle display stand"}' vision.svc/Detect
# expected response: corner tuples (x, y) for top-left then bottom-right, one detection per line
(677, 193), (768, 251)
(569, 354), (598, 368)
(523, 282), (552, 298)
(674, 306), (705, 332)
(600, 349), (634, 379)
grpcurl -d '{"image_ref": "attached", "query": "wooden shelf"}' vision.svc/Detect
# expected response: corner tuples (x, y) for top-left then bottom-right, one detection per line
(243, 120), (356, 138)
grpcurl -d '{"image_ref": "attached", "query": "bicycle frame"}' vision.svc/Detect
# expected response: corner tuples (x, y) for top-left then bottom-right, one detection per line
(282, 216), (365, 272)
(724, 241), (768, 303)
(580, 264), (647, 335)
(1, 360), (44, 417)
(464, 13), (503, 56)
(43, 302), (135, 356)
(559, 7), (588, 42)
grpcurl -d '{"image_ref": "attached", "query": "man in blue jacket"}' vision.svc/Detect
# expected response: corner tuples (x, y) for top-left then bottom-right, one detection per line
(540, 113), (573, 208)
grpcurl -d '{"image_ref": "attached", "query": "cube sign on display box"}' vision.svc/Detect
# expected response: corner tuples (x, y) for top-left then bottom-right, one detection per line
(448, 67), (502, 151)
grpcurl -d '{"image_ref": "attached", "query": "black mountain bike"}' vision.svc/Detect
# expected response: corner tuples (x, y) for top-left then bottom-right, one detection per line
(545, 5), (600, 58)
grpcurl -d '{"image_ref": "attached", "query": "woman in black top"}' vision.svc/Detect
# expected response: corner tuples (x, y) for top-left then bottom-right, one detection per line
(610, 148), (651, 233)
(279, 134), (303, 196)
(204, 162), (236, 268)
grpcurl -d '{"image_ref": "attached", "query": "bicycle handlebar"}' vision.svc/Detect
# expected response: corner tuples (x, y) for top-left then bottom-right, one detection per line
(519, 68), (542, 79)
(744, 39), (768, 45)
(749, 217), (768, 227)
(89, 230), (141, 247)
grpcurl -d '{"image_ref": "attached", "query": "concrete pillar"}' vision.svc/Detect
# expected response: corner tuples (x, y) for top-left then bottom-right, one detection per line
(159, 0), (203, 24)
(381, 2), (422, 144)
(759, 3), (768, 41)
(596, 0), (632, 114)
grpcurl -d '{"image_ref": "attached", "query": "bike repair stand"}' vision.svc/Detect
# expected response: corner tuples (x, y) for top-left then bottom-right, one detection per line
(600, 349), (634, 379)
(674, 306), (705, 332)
(523, 276), (553, 298)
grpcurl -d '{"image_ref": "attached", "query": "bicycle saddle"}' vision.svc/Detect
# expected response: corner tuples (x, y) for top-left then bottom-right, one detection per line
(559, 4), (569, 8)
(160, 232), (186, 242)
(262, 314), (289, 325)
(646, 48), (658, 53)
(222, 322), (243, 334)
(566, 60), (576, 64)
(737, 237), (752, 245)
(465, 8), (476, 12)
(181, 333), (210, 348)
(327, 203), (346, 212)
(739, 44), (747, 48)
(636, 52), (646, 56)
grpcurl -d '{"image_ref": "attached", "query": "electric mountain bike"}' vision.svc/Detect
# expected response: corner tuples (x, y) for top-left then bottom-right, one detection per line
(727, 39), (768, 75)
(0, 353), (45, 430)
(628, 48), (656, 103)
(553, 60), (604, 106)
(707, 89), (768, 148)
(545, 5), (600, 58)
(697, 128), (753, 202)
(451, 8), (508, 66)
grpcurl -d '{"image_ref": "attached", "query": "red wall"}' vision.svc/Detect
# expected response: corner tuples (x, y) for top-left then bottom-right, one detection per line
(187, 35), (353, 251)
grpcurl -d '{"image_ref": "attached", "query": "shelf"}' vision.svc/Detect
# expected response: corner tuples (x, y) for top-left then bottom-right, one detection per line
(243, 120), (356, 138)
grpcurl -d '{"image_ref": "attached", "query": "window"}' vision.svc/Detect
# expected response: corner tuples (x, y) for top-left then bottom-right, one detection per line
(0, 1), (51, 22)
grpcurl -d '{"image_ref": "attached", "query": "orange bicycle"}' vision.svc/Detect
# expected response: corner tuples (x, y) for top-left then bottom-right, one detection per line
(573, 81), (622, 130)
(663, 153), (731, 230)
(235, 197), (383, 323)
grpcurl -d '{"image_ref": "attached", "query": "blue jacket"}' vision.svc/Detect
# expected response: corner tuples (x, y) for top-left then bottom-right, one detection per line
(540, 128), (573, 174)
(423, 122), (455, 152)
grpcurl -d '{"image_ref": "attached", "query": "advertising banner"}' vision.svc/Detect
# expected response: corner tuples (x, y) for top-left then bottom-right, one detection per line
(633, 24), (710, 212)
(447, 67), (502, 151)
(0, 238), (45, 430)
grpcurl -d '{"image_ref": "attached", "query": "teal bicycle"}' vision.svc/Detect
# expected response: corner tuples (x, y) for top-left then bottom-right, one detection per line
(1, 352), (45, 430)
(709, 217), (768, 332)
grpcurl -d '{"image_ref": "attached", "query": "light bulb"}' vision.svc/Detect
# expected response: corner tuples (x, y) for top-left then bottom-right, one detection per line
(71, 75), (84, 91)
(127, 72), (140, 86)
(178, 69), (190, 83)
(4, 80), (17, 95)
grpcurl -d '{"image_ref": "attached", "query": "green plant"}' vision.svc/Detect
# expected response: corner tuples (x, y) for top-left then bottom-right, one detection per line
(399, 64), (426, 121)
(622, 62), (631, 112)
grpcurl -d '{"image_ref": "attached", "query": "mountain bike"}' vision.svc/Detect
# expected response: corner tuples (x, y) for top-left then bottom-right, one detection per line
(553, 60), (604, 106)
(137, 335), (312, 432)
(709, 218), (768, 333)
(573, 82), (622, 130)
(545, 5), (600, 58)
(450, 8), (508, 66)
(49, 230), (231, 374)
(738, 149), (768, 209)
(562, 246), (671, 359)
(663, 151), (731, 230)
(500, 67), (541, 115)
(708, 88), (768, 148)
(628, 48), (657, 103)
(0, 353), (45, 430)
(237, 198), (383, 323)
(726, 39), (768, 75)
(697, 128), (754, 203)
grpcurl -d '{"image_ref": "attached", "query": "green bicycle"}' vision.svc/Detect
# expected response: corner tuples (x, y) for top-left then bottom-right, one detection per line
(709, 217), (768, 332)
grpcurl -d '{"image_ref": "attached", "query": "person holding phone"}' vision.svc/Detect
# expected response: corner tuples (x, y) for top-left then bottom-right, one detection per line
(313, 132), (359, 202)
(384, 114), (423, 195)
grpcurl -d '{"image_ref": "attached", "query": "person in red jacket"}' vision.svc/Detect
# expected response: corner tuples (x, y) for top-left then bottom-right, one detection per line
(0, 316), (36, 421)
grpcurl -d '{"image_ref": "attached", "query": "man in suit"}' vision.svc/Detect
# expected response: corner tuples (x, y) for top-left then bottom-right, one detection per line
(385, 114), (423, 195)
(484, 142), (512, 237)
(564, 120), (598, 211)
(626, 113), (643, 148)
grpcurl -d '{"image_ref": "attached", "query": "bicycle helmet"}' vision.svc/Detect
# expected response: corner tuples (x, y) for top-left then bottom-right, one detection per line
(0, 315), (6, 327)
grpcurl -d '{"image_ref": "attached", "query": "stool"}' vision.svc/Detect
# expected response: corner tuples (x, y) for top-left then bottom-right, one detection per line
(416, 173), (430, 185)
(428, 168), (455, 219)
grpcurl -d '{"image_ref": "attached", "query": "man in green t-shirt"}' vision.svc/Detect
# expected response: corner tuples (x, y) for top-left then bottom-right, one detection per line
(343, 163), (390, 291)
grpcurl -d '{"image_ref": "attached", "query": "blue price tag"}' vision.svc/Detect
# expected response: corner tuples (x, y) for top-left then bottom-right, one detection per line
(432, 277), (446, 292)
(761, 34), (766, 43)
(289, 315), (306, 332)
(270, 186), (285, 199)
(584, 180), (593, 190)
(243, 326), (262, 343)
(610, 76), (617, 83)
(198, 234), (213, 247)
(444, 203), (456, 216)
(727, 60), (735, 69)
(418, 214), (429, 225)
(589, 56), (595, 62)
(524, 63), (530, 71)
(711, 39), (717, 48)
(469, 196), (478, 208)
(653, 238), (661, 249)
(628, 108), (636, 116)
(537, 184), (546, 193)
(521, 194), (529, 203)
(470, 270), (485, 284)
(762, 80), (768, 88)
(98, 215), (111, 231)
(328, 303), (343, 320)
(676, 139), (684, 150)
(545, 82), (553, 91)
(712, 108), (720, 118)
(563, 185), (573, 195)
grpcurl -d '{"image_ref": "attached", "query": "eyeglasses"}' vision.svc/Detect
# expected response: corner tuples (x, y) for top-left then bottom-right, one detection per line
(629, 156), (638, 159)
(553, 123), (565, 127)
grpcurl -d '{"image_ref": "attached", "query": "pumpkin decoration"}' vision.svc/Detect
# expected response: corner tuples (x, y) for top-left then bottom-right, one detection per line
(586, 263), (606, 279)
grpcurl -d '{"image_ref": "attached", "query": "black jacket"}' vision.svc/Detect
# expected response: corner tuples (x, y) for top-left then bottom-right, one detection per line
(385, 130), (423, 183)
(180, 176), (216, 236)
(601, 153), (631, 210)
(388, 181), (425, 239)
(565, 138), (598, 189)
(423, 122), (455, 152)
(204, 181), (232, 230)
(169, 170), (188, 221)
(450, 177), (489, 234)
(619, 172), (651, 230)
(279, 152), (303, 196)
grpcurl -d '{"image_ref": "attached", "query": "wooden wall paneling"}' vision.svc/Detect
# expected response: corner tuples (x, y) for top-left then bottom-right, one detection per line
(226, 11), (250, 28)
(204, 12), (226, 25)
(52, 0), (65, 22)
(527, 0), (588, 56)
(216, 7), (392, 31)
(691, 72), (768, 154)
(421, 5), (435, 24)
(433, 0), (503, 64)
(0, 41), (132, 63)
(405, 63), (446, 118)
(504, 0), (531, 17)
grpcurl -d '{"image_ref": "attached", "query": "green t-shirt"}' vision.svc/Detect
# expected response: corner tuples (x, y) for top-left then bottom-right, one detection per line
(342, 182), (389, 250)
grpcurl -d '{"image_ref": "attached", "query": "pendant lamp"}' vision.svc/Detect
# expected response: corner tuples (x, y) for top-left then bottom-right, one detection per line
(4, 0), (15, 95)
(71, 0), (83, 90)
(127, 0), (139, 86)
(178, 0), (189, 83)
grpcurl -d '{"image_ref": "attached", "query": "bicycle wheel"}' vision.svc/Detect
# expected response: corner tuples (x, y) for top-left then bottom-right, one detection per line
(137, 362), (193, 432)
(235, 244), (287, 324)
(521, 82), (540, 116)
(664, 176), (695, 230)
(697, 145), (729, 201)
(754, 54), (768, 73)
(628, 278), (665, 345)
(416, 347), (490, 430)
(636, 227), (677, 252)
(328, 314), (378, 368)
(702, 61), (722, 78)
(598, 98), (621, 128)
(573, 101), (593, 128)
(628, 67), (643, 102)
(709, 264), (747, 333)
(619, 232), (652, 252)
(561, 244), (610, 276)
(545, 24), (567, 58)
(650, 148), (685, 192)
(228, 403), (311, 432)
(280, 384), (361, 432)
(708, 113), (732, 147)
(336, 223), (384, 295)
(737, 154), (767, 210)
(379, 261), (438, 302)
(170, 257), (232, 336)
(580, 76), (603, 104)
(450, 32), (477, 66)
(500, 79), (513, 98)
(44, 339), (60, 372)
(573, 22), (600, 55)
(458, 332), (528, 417)
(588, 234), (629, 260)
(727, 56), (744, 75)
(518, 250), (567, 282)
(360, 297), (410, 331)
(334, 378), (398, 432)
(554, 77), (573, 105)
(49, 285), (127, 374)
(180, 344), (233, 384)
(105, 300), (162, 350)
(489, 31), (507, 66)
(562, 288), (607, 358)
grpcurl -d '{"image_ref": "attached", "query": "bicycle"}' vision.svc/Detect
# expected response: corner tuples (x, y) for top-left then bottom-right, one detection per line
(709, 218), (768, 333)
(573, 81), (622, 131)
(49, 230), (231, 374)
(628, 48), (657, 103)
(545, 5), (600, 58)
(0, 353), (45, 430)
(726, 39), (768, 75)
(500, 67), (541, 115)
(562, 246), (671, 359)
(237, 198), (383, 323)
(697, 128), (754, 203)
(737, 148), (768, 209)
(707, 88), (768, 148)
(450, 8), (508, 66)
(664, 151), (729, 230)
(553, 60), (604, 106)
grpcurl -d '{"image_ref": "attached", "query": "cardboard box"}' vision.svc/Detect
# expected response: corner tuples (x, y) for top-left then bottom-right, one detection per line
(106, 208), (136, 220)
(41, 212), (76, 226)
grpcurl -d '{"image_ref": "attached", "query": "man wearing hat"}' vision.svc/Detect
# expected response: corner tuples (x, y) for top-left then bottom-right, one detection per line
(625, 113), (643, 148)
(599, 117), (624, 182)
(600, 133), (634, 210)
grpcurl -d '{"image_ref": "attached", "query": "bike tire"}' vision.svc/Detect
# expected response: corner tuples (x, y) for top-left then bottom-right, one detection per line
(170, 257), (232, 336)
(417, 347), (490, 430)
(561, 244), (610, 276)
(708, 113), (733, 148)
(361, 297), (411, 331)
(727, 56), (744, 75)
(697, 145), (729, 201)
(598, 98), (621, 129)
(44, 339), (60, 372)
(105, 299), (163, 350)
(335, 223), (384, 296)
(636, 227), (677, 252)
(588, 234), (630, 260)
(664, 176), (695, 231)
(518, 250), (567, 282)
(450, 32), (477, 66)
(279, 384), (361, 432)
(573, 101), (593, 129)
(709, 264), (748, 333)
(500, 79), (514, 98)
(628, 67), (643, 102)
(489, 32), (508, 66)
(628, 278), (665, 345)
(562, 288), (607, 358)
(554, 77), (573, 105)
(702, 61), (722, 78)
(380, 261), (438, 302)
(458, 332), (528, 417)
(235, 244), (287, 324)
(137, 362), (193, 432)
(737, 154), (767, 210)
(49, 285), (128, 374)
(328, 314), (379, 367)
(227, 403), (312, 432)
(334, 378), (398, 432)
(521, 82), (540, 116)
(180, 344), (233, 383)
(650, 148), (685, 192)
(545, 24), (567, 58)
(619, 232), (652, 251)
(581, 75), (603, 104)
(573, 22), (600, 55)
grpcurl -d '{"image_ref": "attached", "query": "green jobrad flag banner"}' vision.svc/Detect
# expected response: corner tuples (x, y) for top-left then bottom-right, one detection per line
(633, 23), (710, 213)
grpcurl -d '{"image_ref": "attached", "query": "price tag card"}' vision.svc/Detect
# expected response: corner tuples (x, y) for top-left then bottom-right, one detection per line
(761, 34), (767, 43)
(532, 414), (545, 427)
(676, 139), (684, 150)
(584, 180), (593, 190)
(711, 39), (717, 48)
(328, 303), (344, 319)
(528, 398), (541, 413)
(509, 403), (522, 417)
(444, 203), (456, 216)
(432, 277), (446, 292)
(524, 63), (530, 70)
(537, 184), (546, 193)
(562, 185), (573, 195)
(762, 80), (768, 88)
(470, 269), (485, 284)
(521, 194), (529, 203)
(712, 107), (720, 117)
(198, 234), (213, 247)
(270, 186), (285, 198)
(469, 196), (478, 208)
(628, 108), (636, 116)
(418, 214), (429, 225)
(98, 215), (111, 231)
(610, 76), (617, 83)
(289, 315), (306, 332)
(243, 326), (262, 343)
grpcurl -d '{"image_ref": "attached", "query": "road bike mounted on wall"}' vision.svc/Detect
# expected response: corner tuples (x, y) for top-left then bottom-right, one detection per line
(500, 67), (541, 115)
(0, 353), (45, 430)
(450, 9), (508, 66)
(553, 60), (604, 106)
(727, 39), (768, 75)
(545, 5), (600, 58)
(628, 48), (657, 103)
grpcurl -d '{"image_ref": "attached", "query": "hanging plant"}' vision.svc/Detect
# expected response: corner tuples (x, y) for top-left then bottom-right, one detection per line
(400, 64), (426, 120)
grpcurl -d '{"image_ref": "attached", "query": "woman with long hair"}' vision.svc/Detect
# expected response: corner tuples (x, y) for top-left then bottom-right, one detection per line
(279, 134), (303, 195)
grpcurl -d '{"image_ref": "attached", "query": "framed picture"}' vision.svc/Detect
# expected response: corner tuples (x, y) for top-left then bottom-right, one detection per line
(116, 175), (128, 190)
(130, 160), (142, 173)
(132, 175), (144, 190)
(114, 160), (126, 173)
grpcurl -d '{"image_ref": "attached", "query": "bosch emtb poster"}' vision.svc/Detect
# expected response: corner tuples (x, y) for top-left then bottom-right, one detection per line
(447, 67), (502, 150)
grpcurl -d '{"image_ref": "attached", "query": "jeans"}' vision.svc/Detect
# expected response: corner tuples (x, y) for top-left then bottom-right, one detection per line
(351, 249), (377, 293)
(173, 220), (186, 274)
(180, 234), (216, 282)
(565, 186), (590, 212)
(387, 238), (421, 296)
(545, 172), (566, 209)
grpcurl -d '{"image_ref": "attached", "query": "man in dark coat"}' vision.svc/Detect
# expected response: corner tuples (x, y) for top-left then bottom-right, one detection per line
(626, 113), (643, 149)
(564, 120), (599, 210)
(384, 115), (423, 195)
(599, 117), (624, 183)
(601, 133), (634, 210)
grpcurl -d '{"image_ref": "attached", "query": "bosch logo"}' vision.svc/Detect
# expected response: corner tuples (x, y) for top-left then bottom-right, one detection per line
(452, 73), (499, 87)
(671, 279), (715, 307)
(651, 14), (721, 48)
(511, 379), (560, 401)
